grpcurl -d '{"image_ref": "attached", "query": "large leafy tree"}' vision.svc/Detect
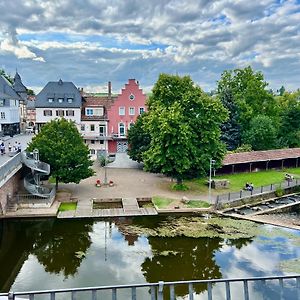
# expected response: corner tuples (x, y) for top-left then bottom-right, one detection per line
(217, 66), (277, 149)
(28, 118), (94, 188)
(127, 113), (151, 163)
(279, 101), (300, 147)
(243, 115), (278, 150)
(143, 74), (228, 184)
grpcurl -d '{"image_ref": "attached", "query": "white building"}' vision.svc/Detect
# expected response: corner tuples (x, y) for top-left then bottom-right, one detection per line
(0, 75), (21, 136)
(35, 79), (82, 131)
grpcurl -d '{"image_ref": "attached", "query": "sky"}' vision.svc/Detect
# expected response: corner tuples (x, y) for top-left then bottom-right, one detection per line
(0, 0), (300, 94)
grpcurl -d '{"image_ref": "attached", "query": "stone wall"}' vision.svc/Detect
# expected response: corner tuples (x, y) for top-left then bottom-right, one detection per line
(0, 170), (21, 214)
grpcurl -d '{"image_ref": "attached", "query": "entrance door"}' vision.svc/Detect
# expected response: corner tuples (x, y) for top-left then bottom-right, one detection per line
(117, 141), (128, 153)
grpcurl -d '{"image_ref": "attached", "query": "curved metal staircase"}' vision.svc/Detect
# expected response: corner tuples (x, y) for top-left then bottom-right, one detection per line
(21, 150), (53, 198)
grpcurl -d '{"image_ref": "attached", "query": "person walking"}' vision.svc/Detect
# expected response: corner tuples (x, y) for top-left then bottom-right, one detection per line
(0, 142), (5, 155)
(17, 142), (21, 153)
(8, 142), (12, 153)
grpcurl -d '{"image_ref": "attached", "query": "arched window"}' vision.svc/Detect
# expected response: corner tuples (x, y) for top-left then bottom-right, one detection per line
(119, 123), (125, 136)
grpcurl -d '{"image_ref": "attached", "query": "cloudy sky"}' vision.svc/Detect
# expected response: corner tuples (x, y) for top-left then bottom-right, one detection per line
(0, 0), (300, 93)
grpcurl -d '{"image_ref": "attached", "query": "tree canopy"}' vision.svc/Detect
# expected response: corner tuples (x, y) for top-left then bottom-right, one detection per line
(28, 118), (94, 187)
(139, 74), (228, 183)
(217, 66), (277, 150)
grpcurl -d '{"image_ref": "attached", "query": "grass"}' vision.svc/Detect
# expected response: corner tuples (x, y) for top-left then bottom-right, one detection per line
(58, 202), (77, 212)
(152, 196), (174, 209)
(186, 200), (210, 208)
(186, 168), (300, 195)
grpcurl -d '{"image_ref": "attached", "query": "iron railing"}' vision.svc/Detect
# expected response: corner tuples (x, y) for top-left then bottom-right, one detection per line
(215, 179), (300, 206)
(0, 153), (22, 185)
(0, 275), (300, 299)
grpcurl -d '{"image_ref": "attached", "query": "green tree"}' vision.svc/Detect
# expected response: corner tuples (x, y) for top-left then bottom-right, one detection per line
(243, 115), (278, 150)
(279, 101), (300, 147)
(28, 118), (94, 188)
(217, 66), (277, 149)
(127, 113), (151, 163)
(278, 85), (286, 96)
(143, 74), (228, 184)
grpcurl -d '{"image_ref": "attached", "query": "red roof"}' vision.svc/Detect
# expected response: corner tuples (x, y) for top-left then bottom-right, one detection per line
(223, 148), (300, 165)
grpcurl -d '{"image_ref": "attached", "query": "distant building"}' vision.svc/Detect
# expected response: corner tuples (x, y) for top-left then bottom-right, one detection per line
(0, 75), (21, 136)
(80, 83), (116, 159)
(13, 72), (28, 132)
(26, 96), (36, 128)
(34, 78), (147, 160)
(35, 79), (82, 131)
(107, 79), (147, 153)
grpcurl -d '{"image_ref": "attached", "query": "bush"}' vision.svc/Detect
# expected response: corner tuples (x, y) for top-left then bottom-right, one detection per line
(172, 183), (189, 191)
(98, 155), (107, 167)
(275, 187), (284, 197)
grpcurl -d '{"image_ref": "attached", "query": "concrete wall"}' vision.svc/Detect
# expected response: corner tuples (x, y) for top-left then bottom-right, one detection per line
(0, 170), (21, 214)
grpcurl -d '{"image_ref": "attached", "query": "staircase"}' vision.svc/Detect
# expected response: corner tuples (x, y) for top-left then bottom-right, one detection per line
(21, 150), (54, 198)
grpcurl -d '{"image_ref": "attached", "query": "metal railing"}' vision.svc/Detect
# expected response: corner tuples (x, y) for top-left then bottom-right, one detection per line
(215, 179), (300, 206)
(0, 153), (22, 185)
(0, 275), (300, 300)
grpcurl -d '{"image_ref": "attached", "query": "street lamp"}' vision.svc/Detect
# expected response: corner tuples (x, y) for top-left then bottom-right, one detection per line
(208, 158), (216, 205)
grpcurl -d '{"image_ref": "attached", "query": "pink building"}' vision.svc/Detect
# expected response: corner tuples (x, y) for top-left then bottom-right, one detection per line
(107, 79), (147, 153)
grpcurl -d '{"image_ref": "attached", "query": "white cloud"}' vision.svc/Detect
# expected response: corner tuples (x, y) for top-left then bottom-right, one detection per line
(0, 0), (300, 91)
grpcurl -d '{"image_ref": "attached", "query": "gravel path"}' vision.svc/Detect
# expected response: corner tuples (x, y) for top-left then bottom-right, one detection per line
(58, 162), (207, 202)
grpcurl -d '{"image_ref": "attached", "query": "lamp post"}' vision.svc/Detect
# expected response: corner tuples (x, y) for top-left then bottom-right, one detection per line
(208, 158), (216, 205)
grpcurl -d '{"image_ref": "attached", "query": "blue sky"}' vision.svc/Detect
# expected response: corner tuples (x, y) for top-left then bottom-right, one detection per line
(0, 0), (300, 93)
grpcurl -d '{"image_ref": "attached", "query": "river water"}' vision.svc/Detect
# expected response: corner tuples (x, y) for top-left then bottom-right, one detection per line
(1, 216), (300, 299)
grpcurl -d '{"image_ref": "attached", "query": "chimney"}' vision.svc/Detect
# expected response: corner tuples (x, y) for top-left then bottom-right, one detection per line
(108, 81), (112, 99)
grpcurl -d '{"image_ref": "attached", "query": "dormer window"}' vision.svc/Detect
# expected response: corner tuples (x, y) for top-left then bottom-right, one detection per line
(67, 98), (73, 103)
(58, 98), (64, 103)
(48, 98), (54, 103)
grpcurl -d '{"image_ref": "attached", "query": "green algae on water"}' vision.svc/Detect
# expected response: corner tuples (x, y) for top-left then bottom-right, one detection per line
(125, 216), (260, 239)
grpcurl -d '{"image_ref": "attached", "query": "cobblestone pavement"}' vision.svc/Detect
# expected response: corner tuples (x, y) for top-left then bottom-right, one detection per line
(0, 133), (33, 166)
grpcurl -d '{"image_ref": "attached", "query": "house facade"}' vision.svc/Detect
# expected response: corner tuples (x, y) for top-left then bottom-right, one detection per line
(35, 79), (82, 131)
(0, 75), (21, 136)
(26, 97), (36, 128)
(106, 79), (147, 153)
(12, 72), (28, 132)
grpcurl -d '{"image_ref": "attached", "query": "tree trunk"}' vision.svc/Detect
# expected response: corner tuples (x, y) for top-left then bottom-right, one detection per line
(55, 177), (59, 190)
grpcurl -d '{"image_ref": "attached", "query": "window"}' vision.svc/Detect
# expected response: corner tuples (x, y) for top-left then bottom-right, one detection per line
(66, 110), (74, 116)
(67, 98), (73, 103)
(90, 124), (95, 131)
(139, 107), (145, 114)
(99, 125), (106, 136)
(91, 140), (95, 144)
(0, 112), (5, 119)
(81, 124), (85, 131)
(48, 98), (54, 103)
(0, 99), (4, 106)
(129, 122), (134, 129)
(129, 94), (135, 101)
(119, 106), (125, 116)
(43, 110), (52, 116)
(58, 98), (64, 103)
(119, 123), (125, 136)
(100, 140), (104, 145)
(129, 107), (135, 115)
(94, 108), (104, 116)
(90, 149), (95, 155)
(86, 108), (93, 116)
(56, 110), (64, 117)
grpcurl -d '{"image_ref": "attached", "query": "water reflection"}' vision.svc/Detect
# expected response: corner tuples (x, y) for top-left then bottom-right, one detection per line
(31, 219), (93, 277)
(0, 217), (300, 300)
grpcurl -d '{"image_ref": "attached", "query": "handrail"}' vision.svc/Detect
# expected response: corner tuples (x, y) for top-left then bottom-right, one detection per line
(0, 153), (22, 184)
(1, 274), (299, 299)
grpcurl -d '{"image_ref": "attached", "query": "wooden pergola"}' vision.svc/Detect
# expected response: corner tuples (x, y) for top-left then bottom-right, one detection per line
(219, 148), (300, 174)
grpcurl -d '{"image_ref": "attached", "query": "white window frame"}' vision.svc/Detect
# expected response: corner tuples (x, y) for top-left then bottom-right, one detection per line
(67, 98), (73, 103)
(58, 98), (64, 103)
(129, 107), (135, 116)
(43, 110), (52, 116)
(99, 125), (106, 136)
(86, 108), (93, 116)
(119, 106), (125, 116)
(66, 110), (74, 116)
(48, 98), (54, 103)
(56, 110), (64, 117)
(139, 107), (145, 115)
(119, 122), (125, 136)
(90, 124), (95, 131)
(81, 124), (85, 131)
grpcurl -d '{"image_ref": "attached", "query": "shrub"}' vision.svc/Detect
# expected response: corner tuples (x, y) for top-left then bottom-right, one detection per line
(275, 187), (284, 197)
(172, 183), (189, 191)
